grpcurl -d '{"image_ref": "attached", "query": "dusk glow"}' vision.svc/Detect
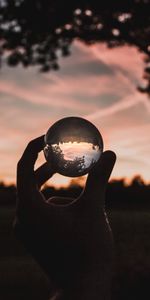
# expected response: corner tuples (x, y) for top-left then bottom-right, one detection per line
(0, 40), (150, 186)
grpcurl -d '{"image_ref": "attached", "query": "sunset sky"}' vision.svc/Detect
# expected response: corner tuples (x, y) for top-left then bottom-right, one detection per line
(0, 40), (150, 187)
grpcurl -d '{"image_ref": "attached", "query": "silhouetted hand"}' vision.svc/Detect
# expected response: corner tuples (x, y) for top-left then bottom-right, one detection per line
(14, 135), (116, 300)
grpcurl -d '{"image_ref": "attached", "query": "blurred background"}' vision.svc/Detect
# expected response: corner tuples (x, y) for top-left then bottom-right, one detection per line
(0, 1), (150, 299)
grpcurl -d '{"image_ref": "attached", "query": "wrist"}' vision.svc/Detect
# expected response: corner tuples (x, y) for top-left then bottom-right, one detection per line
(62, 270), (112, 300)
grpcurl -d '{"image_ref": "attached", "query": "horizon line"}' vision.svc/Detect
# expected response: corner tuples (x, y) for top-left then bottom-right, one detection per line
(0, 174), (150, 189)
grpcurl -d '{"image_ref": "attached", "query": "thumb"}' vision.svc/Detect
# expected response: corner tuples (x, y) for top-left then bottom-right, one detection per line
(81, 151), (116, 206)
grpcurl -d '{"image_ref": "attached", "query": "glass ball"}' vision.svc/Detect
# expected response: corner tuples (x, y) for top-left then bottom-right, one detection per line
(44, 117), (103, 177)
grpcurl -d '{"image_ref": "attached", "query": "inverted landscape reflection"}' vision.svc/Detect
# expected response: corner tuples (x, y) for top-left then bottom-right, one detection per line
(44, 117), (103, 177)
(45, 141), (101, 177)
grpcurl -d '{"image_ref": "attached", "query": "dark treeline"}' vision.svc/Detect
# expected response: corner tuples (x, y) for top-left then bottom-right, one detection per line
(106, 176), (150, 210)
(0, 175), (149, 209)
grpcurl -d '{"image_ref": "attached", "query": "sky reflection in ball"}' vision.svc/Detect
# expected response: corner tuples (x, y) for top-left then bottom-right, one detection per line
(44, 117), (103, 177)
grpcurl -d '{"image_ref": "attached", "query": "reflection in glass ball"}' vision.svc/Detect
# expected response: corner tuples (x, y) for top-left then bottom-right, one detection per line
(44, 117), (103, 177)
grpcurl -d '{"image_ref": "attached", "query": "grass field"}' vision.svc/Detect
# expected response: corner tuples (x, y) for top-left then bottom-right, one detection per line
(0, 206), (150, 300)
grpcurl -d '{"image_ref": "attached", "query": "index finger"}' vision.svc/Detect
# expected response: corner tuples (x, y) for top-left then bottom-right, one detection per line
(18, 135), (45, 168)
(17, 135), (45, 193)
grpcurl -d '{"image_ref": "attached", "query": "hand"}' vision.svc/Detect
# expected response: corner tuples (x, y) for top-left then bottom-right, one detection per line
(14, 135), (116, 300)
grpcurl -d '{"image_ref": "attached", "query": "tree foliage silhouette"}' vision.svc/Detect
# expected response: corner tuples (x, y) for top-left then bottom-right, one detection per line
(0, 0), (150, 95)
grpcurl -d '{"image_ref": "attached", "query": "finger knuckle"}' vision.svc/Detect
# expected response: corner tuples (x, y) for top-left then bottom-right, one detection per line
(27, 140), (35, 149)
(17, 159), (23, 169)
